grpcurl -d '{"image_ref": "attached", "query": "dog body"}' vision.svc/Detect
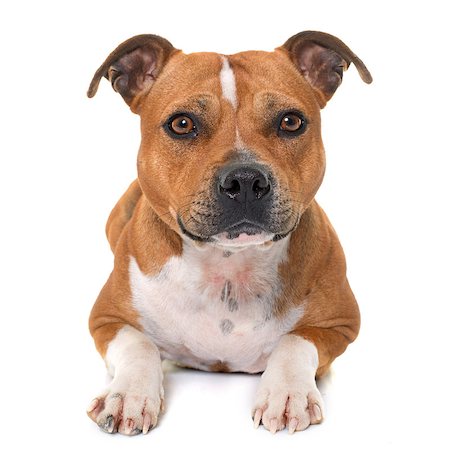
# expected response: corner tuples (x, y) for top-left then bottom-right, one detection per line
(86, 32), (371, 435)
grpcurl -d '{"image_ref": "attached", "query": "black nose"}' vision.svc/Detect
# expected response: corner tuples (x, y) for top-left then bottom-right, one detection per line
(218, 164), (272, 203)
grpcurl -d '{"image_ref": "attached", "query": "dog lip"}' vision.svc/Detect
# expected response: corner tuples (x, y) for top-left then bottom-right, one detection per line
(177, 215), (298, 246)
(212, 231), (274, 248)
(177, 215), (212, 243)
(272, 214), (301, 241)
(210, 221), (274, 247)
(223, 221), (266, 239)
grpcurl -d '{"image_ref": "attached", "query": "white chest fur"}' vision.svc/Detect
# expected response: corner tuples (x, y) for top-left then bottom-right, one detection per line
(129, 238), (304, 373)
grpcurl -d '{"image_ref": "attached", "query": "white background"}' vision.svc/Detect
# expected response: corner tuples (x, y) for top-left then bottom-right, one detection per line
(1, 1), (449, 448)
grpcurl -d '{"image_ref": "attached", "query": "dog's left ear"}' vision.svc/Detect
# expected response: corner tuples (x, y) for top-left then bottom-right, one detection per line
(280, 31), (372, 108)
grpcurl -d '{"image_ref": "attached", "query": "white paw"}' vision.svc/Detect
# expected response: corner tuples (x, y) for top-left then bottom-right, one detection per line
(252, 377), (324, 433)
(87, 378), (164, 435)
(251, 335), (324, 434)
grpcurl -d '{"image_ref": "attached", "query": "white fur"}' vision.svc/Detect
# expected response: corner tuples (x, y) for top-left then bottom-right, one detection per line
(253, 335), (324, 433)
(235, 128), (244, 148)
(219, 58), (245, 150)
(92, 326), (164, 434)
(105, 325), (162, 384)
(219, 57), (238, 109)
(129, 237), (305, 373)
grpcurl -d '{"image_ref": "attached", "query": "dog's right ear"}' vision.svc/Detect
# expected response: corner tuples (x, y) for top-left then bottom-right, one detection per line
(87, 34), (178, 111)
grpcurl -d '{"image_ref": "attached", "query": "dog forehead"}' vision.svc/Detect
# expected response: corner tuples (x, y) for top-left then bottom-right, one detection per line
(152, 50), (312, 103)
(230, 50), (301, 85)
(155, 52), (223, 93)
(228, 50), (319, 111)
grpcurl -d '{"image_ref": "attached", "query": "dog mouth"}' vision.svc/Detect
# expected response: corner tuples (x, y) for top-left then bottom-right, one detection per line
(211, 222), (274, 248)
(177, 216), (295, 248)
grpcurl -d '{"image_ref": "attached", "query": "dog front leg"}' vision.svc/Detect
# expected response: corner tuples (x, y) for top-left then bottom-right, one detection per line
(252, 334), (324, 434)
(86, 324), (164, 435)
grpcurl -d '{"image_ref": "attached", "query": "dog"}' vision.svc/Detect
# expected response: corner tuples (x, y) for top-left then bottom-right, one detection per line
(86, 30), (371, 435)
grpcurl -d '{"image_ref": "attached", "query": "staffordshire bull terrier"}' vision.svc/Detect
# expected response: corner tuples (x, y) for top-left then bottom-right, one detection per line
(86, 30), (372, 435)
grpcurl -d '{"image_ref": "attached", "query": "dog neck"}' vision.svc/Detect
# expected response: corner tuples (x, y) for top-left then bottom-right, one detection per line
(178, 233), (291, 297)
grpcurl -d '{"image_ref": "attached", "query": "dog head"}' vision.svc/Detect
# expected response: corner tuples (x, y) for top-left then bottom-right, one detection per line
(88, 31), (371, 249)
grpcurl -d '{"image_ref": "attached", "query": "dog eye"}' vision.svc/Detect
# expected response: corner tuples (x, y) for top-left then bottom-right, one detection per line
(167, 114), (197, 137)
(278, 112), (307, 136)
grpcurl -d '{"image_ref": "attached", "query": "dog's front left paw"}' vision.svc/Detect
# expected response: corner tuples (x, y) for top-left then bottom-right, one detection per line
(252, 379), (324, 434)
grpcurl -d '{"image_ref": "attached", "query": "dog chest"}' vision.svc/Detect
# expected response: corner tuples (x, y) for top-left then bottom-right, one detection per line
(128, 240), (303, 372)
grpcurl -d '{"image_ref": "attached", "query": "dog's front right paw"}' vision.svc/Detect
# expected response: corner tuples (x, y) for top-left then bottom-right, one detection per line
(86, 382), (164, 435)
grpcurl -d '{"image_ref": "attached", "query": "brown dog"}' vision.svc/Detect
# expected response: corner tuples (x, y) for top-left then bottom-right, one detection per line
(86, 30), (371, 435)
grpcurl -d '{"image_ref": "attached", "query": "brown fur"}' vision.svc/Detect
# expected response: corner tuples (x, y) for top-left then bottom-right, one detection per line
(281, 202), (360, 375)
(106, 179), (142, 252)
(209, 361), (231, 373)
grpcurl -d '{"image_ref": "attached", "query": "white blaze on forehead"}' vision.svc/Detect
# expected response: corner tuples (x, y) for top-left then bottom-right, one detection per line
(235, 128), (244, 148)
(219, 57), (238, 109)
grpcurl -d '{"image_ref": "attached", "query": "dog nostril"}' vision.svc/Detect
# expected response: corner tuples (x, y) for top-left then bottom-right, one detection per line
(227, 180), (240, 195)
(252, 178), (271, 199)
(220, 179), (241, 199)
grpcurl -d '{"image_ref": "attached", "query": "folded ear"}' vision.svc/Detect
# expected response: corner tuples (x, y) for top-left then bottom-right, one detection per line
(87, 34), (178, 110)
(280, 31), (372, 108)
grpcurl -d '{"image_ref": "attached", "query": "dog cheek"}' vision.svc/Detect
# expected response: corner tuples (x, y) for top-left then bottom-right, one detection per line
(137, 150), (169, 206)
